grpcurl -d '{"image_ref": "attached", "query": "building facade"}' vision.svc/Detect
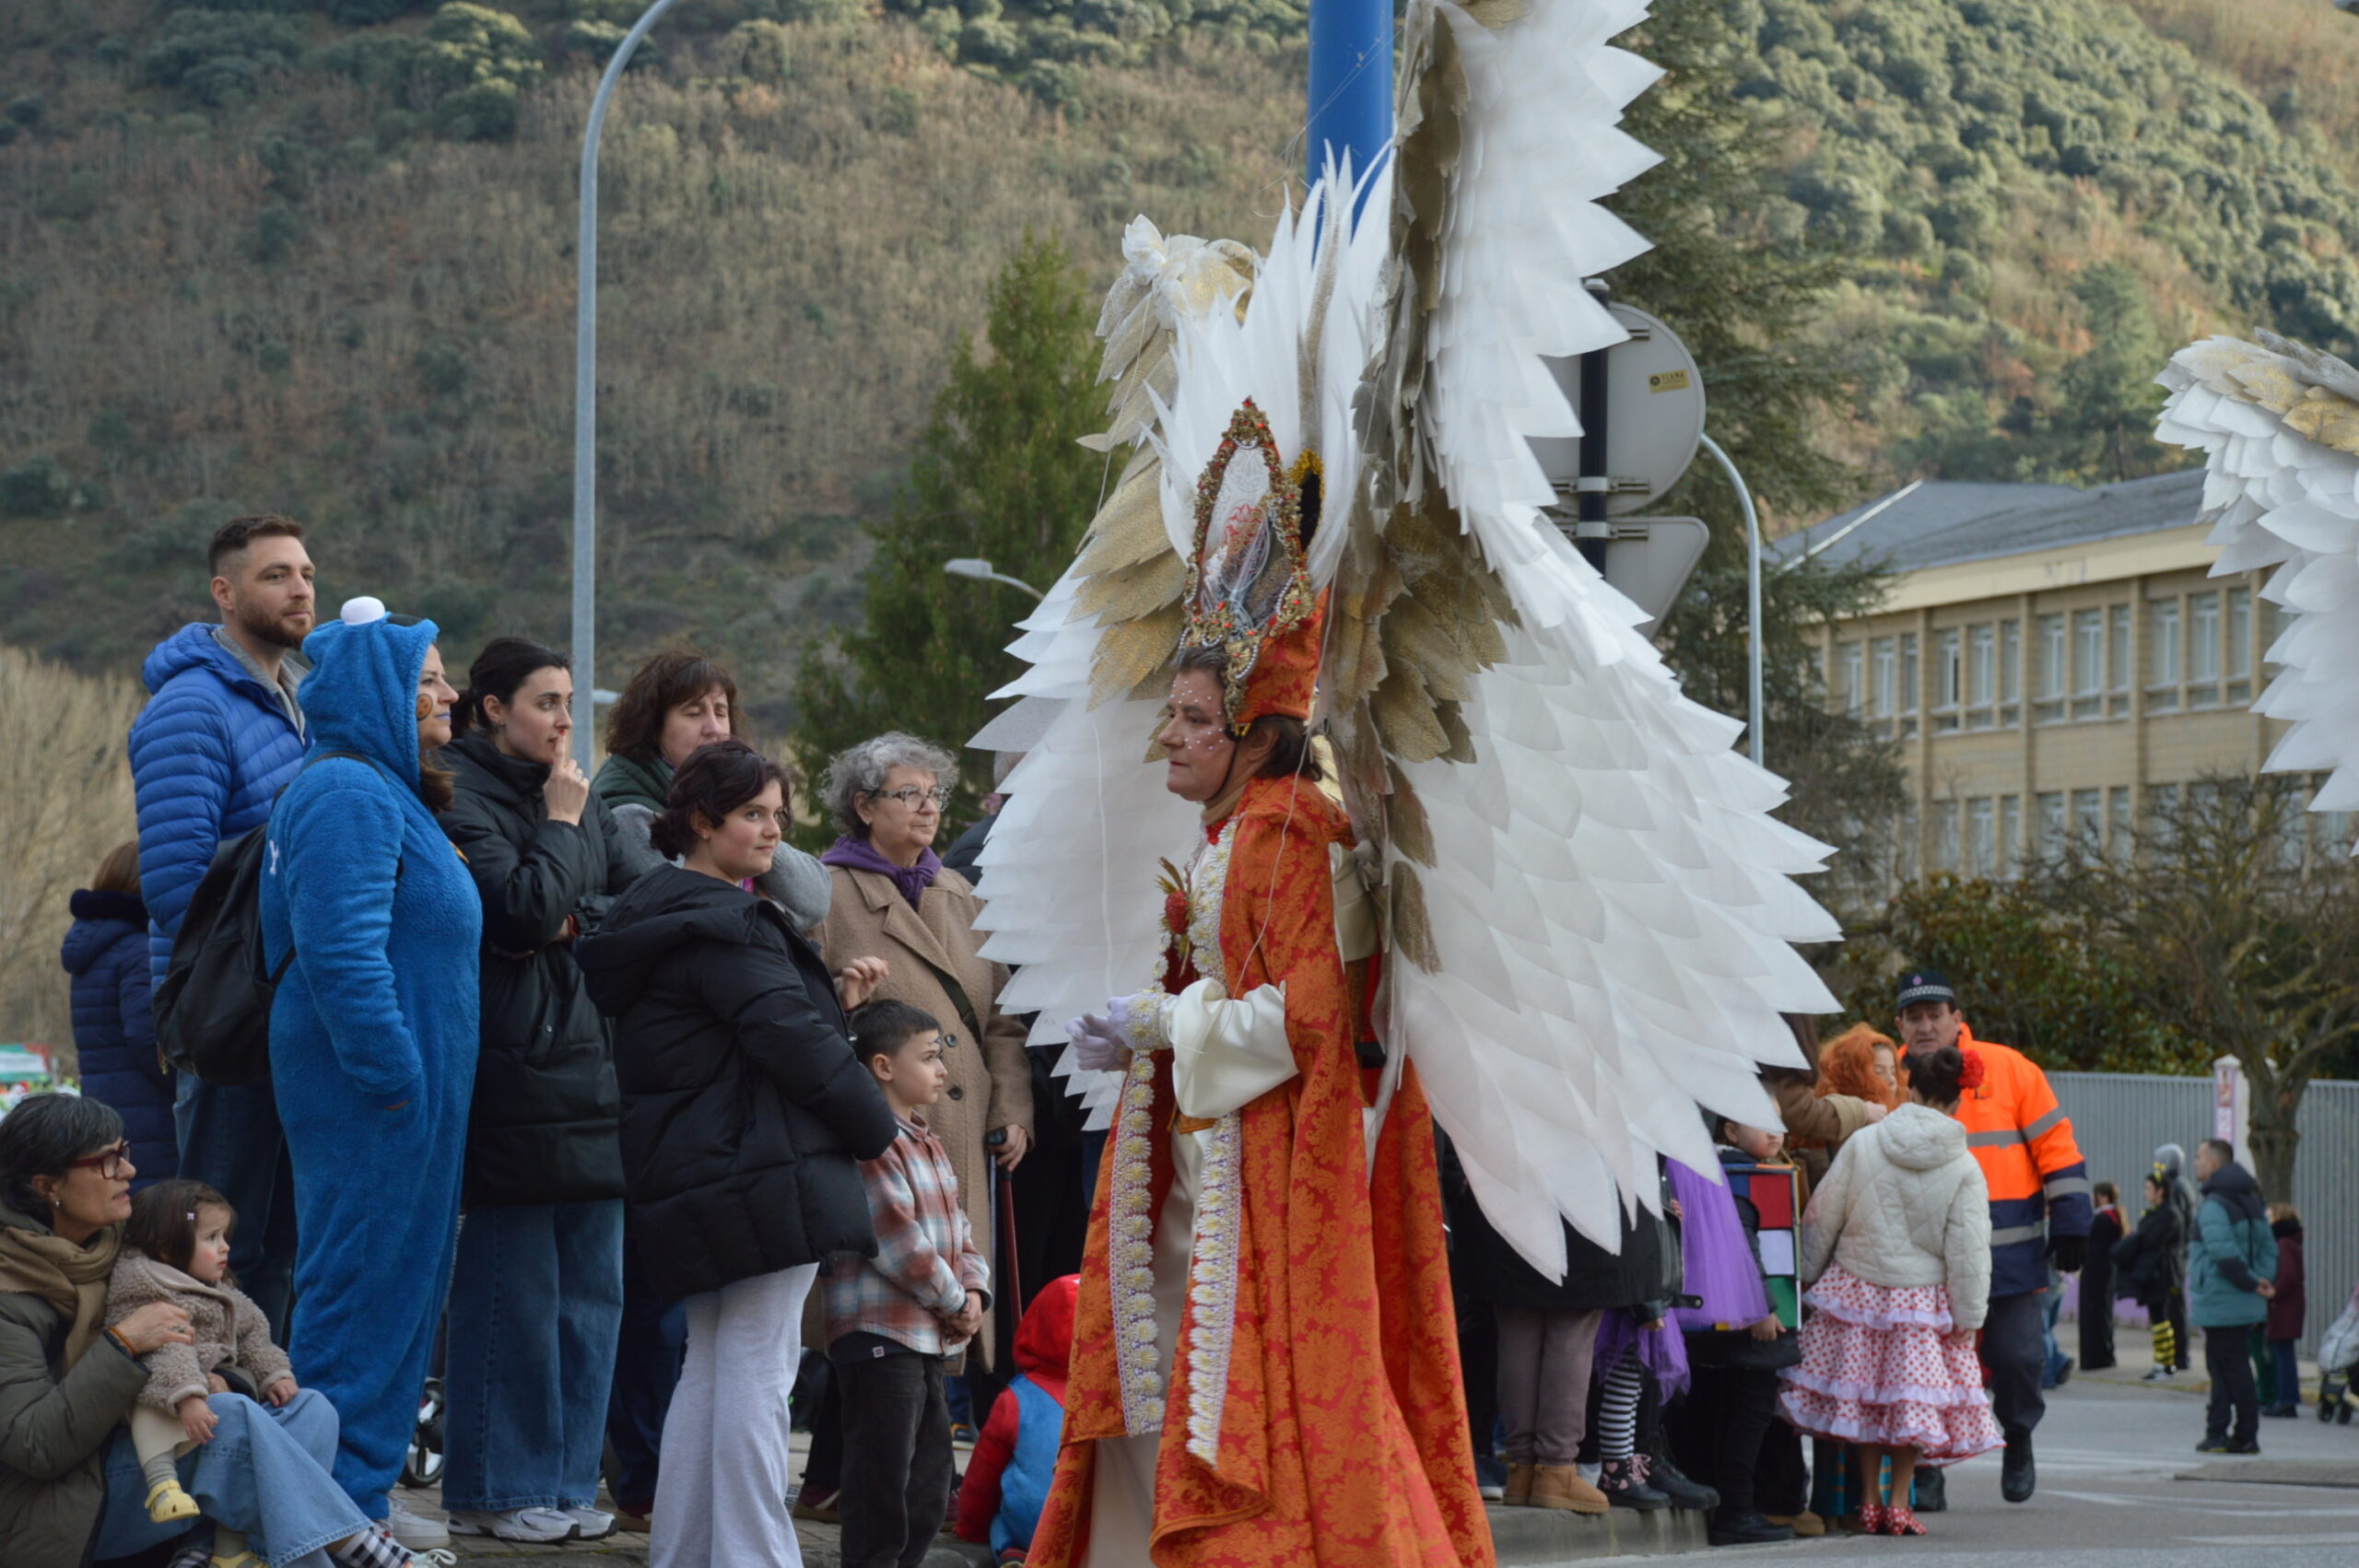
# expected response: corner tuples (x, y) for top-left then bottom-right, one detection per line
(1791, 470), (2348, 878)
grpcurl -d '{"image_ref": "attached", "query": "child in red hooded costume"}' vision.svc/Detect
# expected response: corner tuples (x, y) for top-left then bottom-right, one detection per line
(958, 1276), (1082, 1563)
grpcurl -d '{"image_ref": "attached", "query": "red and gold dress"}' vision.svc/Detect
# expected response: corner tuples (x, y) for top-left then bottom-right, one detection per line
(1029, 773), (1492, 1568)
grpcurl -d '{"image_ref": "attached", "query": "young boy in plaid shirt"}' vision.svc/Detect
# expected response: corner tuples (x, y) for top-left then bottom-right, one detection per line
(825, 999), (992, 1568)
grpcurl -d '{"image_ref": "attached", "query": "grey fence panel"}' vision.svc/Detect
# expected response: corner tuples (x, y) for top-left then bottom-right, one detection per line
(2049, 1071), (2359, 1360)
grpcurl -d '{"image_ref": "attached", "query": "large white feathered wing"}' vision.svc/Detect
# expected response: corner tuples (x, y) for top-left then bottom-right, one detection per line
(2156, 334), (2359, 844)
(1331, 0), (1840, 1279)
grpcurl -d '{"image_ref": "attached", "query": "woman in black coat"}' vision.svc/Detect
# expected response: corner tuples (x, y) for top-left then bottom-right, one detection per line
(2112, 1171), (2186, 1378)
(2081, 1182), (2123, 1371)
(435, 638), (640, 1544)
(578, 739), (897, 1568)
(58, 841), (175, 1188)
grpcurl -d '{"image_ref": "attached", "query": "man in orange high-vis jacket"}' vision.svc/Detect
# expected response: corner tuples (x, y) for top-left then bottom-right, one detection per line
(1894, 968), (2091, 1508)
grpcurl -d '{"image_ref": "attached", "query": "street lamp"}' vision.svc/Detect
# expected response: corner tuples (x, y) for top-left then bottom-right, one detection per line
(1697, 432), (1766, 771)
(945, 558), (1045, 602)
(571, 0), (684, 768)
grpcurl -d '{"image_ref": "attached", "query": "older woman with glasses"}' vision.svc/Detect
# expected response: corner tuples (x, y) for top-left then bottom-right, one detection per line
(798, 733), (1033, 1505)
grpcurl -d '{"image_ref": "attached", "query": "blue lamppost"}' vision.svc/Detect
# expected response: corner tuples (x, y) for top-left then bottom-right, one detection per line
(1306, 0), (1393, 199)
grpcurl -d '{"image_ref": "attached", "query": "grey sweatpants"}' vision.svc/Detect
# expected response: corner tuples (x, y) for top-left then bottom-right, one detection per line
(1496, 1307), (1604, 1466)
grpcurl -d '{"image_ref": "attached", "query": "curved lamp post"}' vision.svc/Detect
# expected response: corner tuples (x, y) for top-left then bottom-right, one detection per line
(572, 0), (684, 768)
(945, 557), (1045, 602)
(1697, 433), (1766, 770)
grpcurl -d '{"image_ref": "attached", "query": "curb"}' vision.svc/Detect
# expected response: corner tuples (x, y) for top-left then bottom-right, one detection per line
(446, 1505), (1718, 1565)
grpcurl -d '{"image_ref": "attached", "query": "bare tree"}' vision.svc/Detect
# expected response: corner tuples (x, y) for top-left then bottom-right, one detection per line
(2031, 772), (2359, 1201)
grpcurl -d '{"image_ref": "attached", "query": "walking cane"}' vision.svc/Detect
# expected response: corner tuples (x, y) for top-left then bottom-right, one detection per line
(988, 1130), (1025, 1338)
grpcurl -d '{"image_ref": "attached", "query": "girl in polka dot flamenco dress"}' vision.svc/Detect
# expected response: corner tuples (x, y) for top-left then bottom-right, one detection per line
(1778, 1044), (2001, 1535)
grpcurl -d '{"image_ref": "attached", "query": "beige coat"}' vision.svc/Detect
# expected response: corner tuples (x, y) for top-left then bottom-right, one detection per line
(103, 1251), (290, 1413)
(815, 863), (1033, 1369)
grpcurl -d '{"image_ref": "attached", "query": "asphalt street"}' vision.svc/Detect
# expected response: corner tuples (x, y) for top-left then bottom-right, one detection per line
(1625, 1377), (2359, 1568)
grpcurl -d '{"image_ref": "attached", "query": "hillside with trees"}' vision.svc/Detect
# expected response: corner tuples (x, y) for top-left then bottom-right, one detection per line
(6, 0), (2359, 734)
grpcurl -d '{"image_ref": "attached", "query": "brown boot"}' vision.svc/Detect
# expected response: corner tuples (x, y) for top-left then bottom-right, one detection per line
(1530, 1464), (1610, 1515)
(1504, 1463), (1537, 1505)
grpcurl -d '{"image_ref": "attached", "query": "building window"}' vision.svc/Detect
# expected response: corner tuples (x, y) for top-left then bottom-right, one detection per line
(1837, 640), (1864, 715)
(1932, 801), (1960, 872)
(2188, 591), (2220, 707)
(1967, 798), (1996, 874)
(1999, 619), (2021, 723)
(2108, 604), (2132, 717)
(2149, 598), (2181, 711)
(2072, 788), (2103, 850)
(1934, 628), (1962, 731)
(2036, 791), (2066, 860)
(2260, 598), (2283, 674)
(2036, 614), (2067, 722)
(2072, 609), (2105, 720)
(2227, 587), (2252, 704)
(2109, 787), (2133, 860)
(1872, 638), (1895, 719)
(1966, 624), (1996, 728)
(1898, 802), (1919, 881)
(2000, 794), (2021, 876)
(2149, 782), (2181, 852)
(1898, 633), (1919, 731)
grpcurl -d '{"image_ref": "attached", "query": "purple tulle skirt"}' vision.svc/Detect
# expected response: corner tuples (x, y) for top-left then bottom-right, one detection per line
(1595, 1305), (1691, 1399)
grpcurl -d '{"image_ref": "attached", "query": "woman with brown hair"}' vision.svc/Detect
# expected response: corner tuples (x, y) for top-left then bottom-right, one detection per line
(593, 649), (828, 930)
(62, 840), (175, 1189)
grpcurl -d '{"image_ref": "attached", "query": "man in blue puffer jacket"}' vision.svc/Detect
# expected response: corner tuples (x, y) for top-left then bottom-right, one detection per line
(125, 514), (315, 1332)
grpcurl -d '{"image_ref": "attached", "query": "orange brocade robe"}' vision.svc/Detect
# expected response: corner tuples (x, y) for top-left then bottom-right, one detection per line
(1029, 776), (1494, 1568)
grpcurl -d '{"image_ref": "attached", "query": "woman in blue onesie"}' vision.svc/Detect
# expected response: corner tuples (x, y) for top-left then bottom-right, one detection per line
(261, 598), (481, 1531)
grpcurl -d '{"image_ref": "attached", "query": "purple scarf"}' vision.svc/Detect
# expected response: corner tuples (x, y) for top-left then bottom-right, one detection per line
(1669, 1158), (1772, 1333)
(823, 835), (942, 910)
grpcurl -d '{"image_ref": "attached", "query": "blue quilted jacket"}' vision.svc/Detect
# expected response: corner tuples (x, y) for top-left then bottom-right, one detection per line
(127, 625), (309, 986)
(59, 888), (178, 1188)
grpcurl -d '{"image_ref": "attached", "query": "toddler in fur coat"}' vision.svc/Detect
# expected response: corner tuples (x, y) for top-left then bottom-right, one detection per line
(105, 1179), (298, 1556)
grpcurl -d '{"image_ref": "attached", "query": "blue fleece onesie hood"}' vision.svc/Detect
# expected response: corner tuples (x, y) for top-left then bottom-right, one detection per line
(259, 603), (483, 1517)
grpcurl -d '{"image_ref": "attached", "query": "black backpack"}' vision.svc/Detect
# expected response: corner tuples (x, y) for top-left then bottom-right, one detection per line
(154, 749), (390, 1086)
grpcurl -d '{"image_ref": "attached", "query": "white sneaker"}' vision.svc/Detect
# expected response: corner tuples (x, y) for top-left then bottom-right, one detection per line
(446, 1507), (581, 1544)
(563, 1505), (617, 1541)
(385, 1499), (450, 1550)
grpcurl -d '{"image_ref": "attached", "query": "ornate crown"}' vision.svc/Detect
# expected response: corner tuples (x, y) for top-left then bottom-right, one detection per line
(1178, 400), (1326, 731)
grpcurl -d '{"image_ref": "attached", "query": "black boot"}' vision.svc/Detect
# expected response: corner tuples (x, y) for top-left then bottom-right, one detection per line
(1647, 1455), (1719, 1512)
(1708, 1509), (1796, 1547)
(2001, 1427), (2036, 1503)
(1599, 1457), (1670, 1511)
(1911, 1465), (1947, 1513)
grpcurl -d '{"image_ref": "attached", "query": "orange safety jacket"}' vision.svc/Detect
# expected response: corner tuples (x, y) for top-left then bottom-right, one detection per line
(1903, 1023), (2093, 1296)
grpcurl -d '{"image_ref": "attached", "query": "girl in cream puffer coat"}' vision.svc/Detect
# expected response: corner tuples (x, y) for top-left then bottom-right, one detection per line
(1777, 1044), (2002, 1536)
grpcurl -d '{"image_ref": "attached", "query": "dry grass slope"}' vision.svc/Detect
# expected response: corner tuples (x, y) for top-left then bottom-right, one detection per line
(0, 649), (147, 1068)
(2124, 0), (2359, 165)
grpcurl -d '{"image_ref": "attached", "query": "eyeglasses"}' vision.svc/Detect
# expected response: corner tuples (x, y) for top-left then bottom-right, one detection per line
(69, 1141), (133, 1179)
(871, 786), (954, 809)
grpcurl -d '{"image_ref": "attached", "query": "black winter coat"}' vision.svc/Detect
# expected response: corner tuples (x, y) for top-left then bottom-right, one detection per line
(577, 865), (899, 1304)
(1441, 1133), (1665, 1314)
(60, 889), (177, 1188)
(439, 731), (633, 1208)
(2110, 1200), (2183, 1308)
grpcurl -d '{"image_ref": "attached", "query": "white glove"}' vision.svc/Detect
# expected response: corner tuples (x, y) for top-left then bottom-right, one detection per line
(1068, 1011), (1133, 1072)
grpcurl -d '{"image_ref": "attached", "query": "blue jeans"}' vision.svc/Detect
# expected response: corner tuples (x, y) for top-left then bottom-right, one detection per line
(2272, 1338), (2302, 1406)
(442, 1199), (625, 1512)
(175, 1073), (300, 1335)
(605, 1233), (686, 1513)
(92, 1391), (367, 1567)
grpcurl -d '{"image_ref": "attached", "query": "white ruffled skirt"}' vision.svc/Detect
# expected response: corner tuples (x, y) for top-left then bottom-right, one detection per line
(1776, 1263), (2004, 1467)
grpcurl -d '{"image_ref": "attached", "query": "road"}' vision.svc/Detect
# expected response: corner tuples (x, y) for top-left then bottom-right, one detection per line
(1636, 1378), (2359, 1568)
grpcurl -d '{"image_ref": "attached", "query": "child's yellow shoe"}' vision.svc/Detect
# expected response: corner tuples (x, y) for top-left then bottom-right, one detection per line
(210, 1552), (261, 1568)
(144, 1478), (200, 1522)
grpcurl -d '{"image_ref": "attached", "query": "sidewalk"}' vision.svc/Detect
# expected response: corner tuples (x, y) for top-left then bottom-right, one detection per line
(2071, 1322), (2320, 1399)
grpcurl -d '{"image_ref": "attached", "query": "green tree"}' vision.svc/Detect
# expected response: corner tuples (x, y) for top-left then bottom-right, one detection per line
(2030, 775), (2359, 1202)
(2052, 262), (2173, 484)
(1845, 872), (2204, 1074)
(1608, 0), (1901, 916)
(791, 235), (1103, 833)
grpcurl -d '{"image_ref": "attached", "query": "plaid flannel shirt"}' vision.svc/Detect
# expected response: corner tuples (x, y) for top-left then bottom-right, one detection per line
(823, 1112), (991, 1356)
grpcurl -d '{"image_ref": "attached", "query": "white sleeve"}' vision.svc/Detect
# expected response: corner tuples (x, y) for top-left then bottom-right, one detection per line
(1167, 978), (1297, 1121)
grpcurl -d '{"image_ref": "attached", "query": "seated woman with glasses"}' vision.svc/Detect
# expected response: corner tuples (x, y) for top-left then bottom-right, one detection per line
(0, 1094), (442, 1568)
(797, 732), (1036, 1514)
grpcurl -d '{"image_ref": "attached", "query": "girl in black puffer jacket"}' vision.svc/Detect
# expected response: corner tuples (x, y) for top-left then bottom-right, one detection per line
(59, 841), (175, 1188)
(435, 638), (640, 1545)
(2112, 1169), (2187, 1381)
(579, 739), (896, 1568)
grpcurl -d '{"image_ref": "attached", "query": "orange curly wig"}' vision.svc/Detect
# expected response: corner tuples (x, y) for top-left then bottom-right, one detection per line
(1814, 1024), (1900, 1110)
